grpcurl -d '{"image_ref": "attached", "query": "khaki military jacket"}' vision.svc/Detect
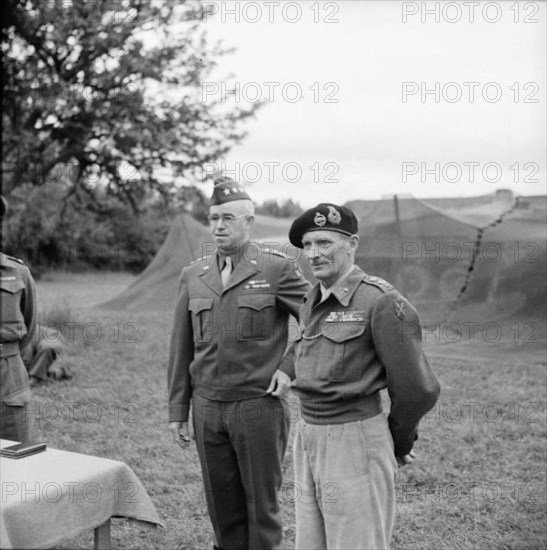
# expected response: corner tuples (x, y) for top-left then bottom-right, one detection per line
(280, 265), (440, 457)
(167, 243), (310, 423)
(0, 252), (36, 404)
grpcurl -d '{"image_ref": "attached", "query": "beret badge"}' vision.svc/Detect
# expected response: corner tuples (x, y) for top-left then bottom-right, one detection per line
(327, 206), (341, 225)
(314, 212), (326, 226)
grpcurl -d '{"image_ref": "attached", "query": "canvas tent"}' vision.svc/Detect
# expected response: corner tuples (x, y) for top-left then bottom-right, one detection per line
(349, 193), (546, 322)
(99, 213), (306, 312)
(102, 193), (546, 324)
(100, 213), (211, 311)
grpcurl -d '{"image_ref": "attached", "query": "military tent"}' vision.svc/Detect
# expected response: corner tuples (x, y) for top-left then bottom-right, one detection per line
(102, 192), (545, 325)
(348, 192), (546, 323)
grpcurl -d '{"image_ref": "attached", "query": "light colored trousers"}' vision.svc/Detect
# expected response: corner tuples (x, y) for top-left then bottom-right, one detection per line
(294, 413), (397, 550)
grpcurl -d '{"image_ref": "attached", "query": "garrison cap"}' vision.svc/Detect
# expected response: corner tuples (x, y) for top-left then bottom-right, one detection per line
(289, 203), (358, 248)
(210, 176), (251, 205)
(0, 195), (7, 218)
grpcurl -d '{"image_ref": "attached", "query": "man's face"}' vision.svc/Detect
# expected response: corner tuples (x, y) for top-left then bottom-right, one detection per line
(209, 202), (254, 253)
(302, 230), (358, 288)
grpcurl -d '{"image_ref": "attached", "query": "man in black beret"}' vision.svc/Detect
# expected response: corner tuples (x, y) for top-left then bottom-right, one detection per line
(167, 177), (310, 549)
(0, 195), (37, 442)
(279, 203), (441, 549)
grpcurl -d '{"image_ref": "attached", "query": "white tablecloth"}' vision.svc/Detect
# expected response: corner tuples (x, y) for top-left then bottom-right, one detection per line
(0, 439), (162, 549)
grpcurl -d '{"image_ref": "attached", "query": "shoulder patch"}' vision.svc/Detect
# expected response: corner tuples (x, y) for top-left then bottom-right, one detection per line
(394, 301), (407, 320)
(363, 274), (394, 292)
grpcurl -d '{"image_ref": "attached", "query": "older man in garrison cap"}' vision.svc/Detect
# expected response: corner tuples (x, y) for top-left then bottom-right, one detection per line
(0, 195), (37, 442)
(277, 203), (441, 549)
(167, 177), (310, 550)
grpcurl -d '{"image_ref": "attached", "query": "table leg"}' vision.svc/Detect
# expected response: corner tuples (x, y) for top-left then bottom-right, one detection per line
(94, 519), (112, 550)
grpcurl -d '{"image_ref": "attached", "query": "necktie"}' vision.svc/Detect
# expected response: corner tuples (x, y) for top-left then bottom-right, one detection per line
(221, 256), (233, 288)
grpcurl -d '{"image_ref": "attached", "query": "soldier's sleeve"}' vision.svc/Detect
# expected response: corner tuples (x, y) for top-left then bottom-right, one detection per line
(275, 260), (309, 379)
(371, 292), (441, 457)
(167, 269), (194, 423)
(275, 259), (311, 318)
(20, 265), (37, 350)
(277, 340), (297, 380)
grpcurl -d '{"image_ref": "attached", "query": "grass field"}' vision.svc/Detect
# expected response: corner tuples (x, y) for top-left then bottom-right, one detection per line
(29, 272), (546, 549)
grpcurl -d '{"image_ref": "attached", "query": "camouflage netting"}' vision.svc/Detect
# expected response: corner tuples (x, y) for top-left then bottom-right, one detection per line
(348, 193), (546, 324)
(101, 194), (546, 327)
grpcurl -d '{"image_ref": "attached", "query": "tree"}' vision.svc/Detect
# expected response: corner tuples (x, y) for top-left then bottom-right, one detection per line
(2, 0), (259, 217)
(256, 198), (303, 218)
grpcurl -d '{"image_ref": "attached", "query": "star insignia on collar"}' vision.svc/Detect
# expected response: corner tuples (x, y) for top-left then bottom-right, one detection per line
(223, 188), (231, 195)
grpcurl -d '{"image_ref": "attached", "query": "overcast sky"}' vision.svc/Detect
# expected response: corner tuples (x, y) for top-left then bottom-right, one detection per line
(199, 0), (546, 207)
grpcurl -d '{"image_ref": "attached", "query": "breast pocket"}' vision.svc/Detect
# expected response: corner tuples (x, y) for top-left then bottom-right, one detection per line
(237, 294), (276, 341)
(0, 278), (25, 322)
(188, 298), (214, 343)
(316, 322), (366, 381)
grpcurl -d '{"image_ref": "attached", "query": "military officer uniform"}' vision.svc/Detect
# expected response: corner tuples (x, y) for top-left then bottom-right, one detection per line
(280, 203), (441, 549)
(167, 181), (310, 550)
(0, 236), (37, 441)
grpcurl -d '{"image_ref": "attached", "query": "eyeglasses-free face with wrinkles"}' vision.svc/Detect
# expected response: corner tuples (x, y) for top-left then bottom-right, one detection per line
(302, 230), (358, 289)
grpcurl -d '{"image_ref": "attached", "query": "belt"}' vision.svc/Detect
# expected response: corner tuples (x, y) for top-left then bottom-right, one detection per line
(0, 342), (21, 357)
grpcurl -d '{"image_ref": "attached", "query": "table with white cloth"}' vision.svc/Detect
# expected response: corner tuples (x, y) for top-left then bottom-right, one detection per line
(0, 439), (162, 549)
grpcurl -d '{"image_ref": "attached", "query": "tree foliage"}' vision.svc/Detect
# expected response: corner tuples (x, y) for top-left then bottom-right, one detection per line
(2, 0), (258, 215)
(256, 198), (303, 218)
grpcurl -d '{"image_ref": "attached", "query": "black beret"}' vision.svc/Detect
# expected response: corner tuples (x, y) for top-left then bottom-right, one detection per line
(289, 203), (359, 248)
(210, 176), (252, 205)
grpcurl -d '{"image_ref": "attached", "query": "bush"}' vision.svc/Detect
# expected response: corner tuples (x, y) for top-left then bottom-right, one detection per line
(2, 182), (179, 272)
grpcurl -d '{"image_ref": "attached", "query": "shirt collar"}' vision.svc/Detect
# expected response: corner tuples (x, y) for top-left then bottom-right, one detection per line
(319, 264), (357, 304)
(217, 240), (251, 269)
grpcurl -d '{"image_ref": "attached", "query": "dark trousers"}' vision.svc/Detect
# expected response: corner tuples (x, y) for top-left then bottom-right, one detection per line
(26, 347), (57, 380)
(192, 393), (289, 550)
(0, 400), (31, 442)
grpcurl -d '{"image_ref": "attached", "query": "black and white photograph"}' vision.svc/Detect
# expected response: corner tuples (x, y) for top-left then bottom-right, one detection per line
(1, 1), (545, 549)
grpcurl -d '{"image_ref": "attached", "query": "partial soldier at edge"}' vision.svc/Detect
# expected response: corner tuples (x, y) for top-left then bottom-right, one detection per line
(0, 194), (37, 443)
